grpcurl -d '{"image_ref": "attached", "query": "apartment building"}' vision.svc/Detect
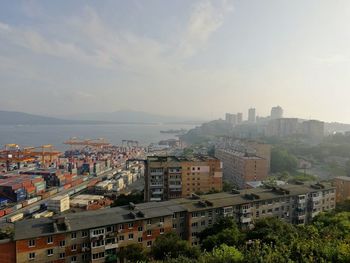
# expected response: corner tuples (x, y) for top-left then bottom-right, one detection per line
(144, 155), (222, 202)
(215, 148), (268, 189)
(177, 183), (335, 245)
(334, 176), (350, 203)
(14, 200), (185, 263)
(2, 183), (335, 262)
(266, 118), (299, 137)
(301, 120), (325, 141)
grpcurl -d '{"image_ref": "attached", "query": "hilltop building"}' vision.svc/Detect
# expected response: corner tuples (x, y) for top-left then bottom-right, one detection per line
(271, 106), (283, 119)
(248, 108), (256, 123)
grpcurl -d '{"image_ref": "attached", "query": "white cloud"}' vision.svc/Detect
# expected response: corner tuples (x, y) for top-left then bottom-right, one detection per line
(178, 0), (234, 58)
(314, 54), (349, 65)
(0, 22), (10, 32)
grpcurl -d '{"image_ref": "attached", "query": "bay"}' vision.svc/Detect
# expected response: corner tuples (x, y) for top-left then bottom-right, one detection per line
(0, 124), (195, 150)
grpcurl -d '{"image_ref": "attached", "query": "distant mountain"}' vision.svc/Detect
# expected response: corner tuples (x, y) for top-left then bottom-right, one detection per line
(0, 111), (109, 125)
(62, 110), (204, 124)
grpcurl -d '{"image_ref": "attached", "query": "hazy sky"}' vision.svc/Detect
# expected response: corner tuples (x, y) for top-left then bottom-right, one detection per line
(1, 0), (350, 122)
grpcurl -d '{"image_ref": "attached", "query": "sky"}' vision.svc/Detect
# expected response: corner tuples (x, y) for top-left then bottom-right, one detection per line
(1, 1), (350, 122)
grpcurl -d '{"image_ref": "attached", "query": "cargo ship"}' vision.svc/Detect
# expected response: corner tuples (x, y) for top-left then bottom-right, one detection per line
(160, 129), (186, 134)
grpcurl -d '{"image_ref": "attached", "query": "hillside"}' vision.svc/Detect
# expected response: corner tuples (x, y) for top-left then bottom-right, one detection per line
(63, 110), (203, 124)
(0, 111), (109, 125)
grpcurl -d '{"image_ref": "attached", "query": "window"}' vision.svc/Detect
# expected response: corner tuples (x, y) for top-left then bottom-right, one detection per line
(92, 229), (105, 235)
(138, 237), (143, 243)
(82, 254), (89, 261)
(172, 213), (177, 219)
(191, 222), (198, 227)
(128, 233), (134, 240)
(173, 223), (177, 229)
(138, 226), (143, 231)
(60, 240), (66, 247)
(59, 253), (65, 259)
(92, 252), (105, 260)
(106, 226), (113, 232)
(28, 239), (35, 247)
(147, 230), (152, 236)
(201, 221), (206, 226)
(119, 235), (124, 241)
(200, 211), (205, 217)
(160, 228), (164, 234)
(71, 244), (77, 251)
(47, 236), (53, 244)
(128, 223), (134, 229)
(82, 243), (89, 249)
(147, 241), (152, 247)
(71, 256), (77, 262)
(71, 232), (77, 239)
(29, 253), (35, 260)
(160, 217), (164, 223)
(47, 249), (53, 257)
(82, 231), (88, 237)
(92, 240), (105, 247)
(147, 219), (152, 225)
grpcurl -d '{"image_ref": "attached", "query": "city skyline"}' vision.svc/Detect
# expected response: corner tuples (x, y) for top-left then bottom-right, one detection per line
(1, 1), (350, 123)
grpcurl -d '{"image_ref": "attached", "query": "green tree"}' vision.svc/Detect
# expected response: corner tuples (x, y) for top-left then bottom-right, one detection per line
(111, 191), (144, 207)
(119, 244), (148, 262)
(151, 232), (200, 260)
(199, 244), (243, 263)
(246, 217), (297, 245)
(271, 147), (298, 173)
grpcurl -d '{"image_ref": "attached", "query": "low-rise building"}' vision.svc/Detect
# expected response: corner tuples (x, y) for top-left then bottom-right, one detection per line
(3, 183), (335, 262)
(47, 195), (70, 213)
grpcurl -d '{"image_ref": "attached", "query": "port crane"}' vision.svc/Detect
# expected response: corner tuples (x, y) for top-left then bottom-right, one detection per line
(0, 144), (61, 171)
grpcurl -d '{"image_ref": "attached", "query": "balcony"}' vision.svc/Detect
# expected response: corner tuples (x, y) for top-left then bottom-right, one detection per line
(150, 197), (162, 201)
(150, 172), (164, 176)
(169, 184), (182, 189)
(105, 243), (118, 250)
(152, 189), (164, 194)
(240, 208), (252, 214)
(312, 195), (322, 202)
(240, 217), (252, 223)
(150, 183), (164, 187)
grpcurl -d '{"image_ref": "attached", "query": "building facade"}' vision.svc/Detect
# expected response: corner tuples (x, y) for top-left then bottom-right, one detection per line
(144, 156), (223, 202)
(334, 176), (350, 203)
(248, 108), (256, 123)
(301, 120), (324, 141)
(266, 118), (299, 137)
(3, 183), (335, 262)
(215, 148), (268, 189)
(270, 106), (283, 119)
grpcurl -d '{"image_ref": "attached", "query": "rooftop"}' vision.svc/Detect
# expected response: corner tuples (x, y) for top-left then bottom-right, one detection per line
(14, 200), (184, 240)
(14, 183), (334, 240)
(216, 148), (264, 159)
(147, 155), (219, 163)
(335, 176), (350, 181)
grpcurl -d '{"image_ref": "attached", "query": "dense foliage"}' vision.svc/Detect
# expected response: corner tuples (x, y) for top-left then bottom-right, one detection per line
(271, 147), (298, 173)
(111, 191), (144, 207)
(115, 208), (350, 263)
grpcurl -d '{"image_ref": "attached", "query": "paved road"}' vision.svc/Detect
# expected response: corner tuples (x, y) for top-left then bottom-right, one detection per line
(1, 168), (118, 222)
